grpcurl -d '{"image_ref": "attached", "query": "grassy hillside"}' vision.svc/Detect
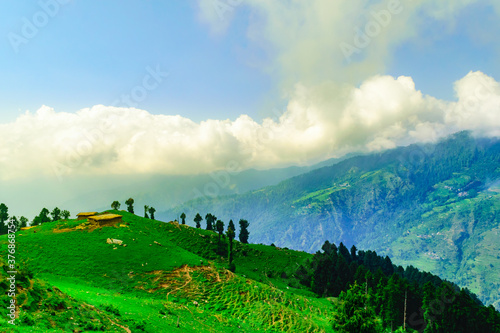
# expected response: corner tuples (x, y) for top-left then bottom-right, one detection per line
(165, 132), (500, 309)
(1, 211), (337, 332)
(1, 210), (499, 332)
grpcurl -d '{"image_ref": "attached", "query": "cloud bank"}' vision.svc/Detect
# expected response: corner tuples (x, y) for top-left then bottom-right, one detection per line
(1, 71), (499, 181)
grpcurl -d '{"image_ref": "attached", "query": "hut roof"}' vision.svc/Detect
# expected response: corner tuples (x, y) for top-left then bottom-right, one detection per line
(89, 214), (122, 221)
(77, 212), (98, 217)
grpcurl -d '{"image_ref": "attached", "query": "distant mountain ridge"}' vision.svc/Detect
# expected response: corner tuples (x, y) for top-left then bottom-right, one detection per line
(42, 154), (355, 220)
(163, 131), (500, 310)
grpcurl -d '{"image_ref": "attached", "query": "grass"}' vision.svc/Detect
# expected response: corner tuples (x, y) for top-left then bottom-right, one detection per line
(0, 210), (337, 332)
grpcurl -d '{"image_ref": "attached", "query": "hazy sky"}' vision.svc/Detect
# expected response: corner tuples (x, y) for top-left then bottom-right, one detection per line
(1, 0), (500, 217)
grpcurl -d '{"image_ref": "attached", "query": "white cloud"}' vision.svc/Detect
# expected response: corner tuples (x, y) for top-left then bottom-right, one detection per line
(197, 0), (496, 88)
(1, 71), (499, 181)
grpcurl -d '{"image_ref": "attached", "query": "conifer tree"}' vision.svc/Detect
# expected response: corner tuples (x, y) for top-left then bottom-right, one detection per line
(180, 212), (186, 225)
(194, 213), (202, 228)
(333, 282), (380, 333)
(205, 213), (215, 231)
(148, 206), (156, 220)
(216, 220), (225, 254)
(228, 220), (235, 234)
(216, 220), (224, 243)
(227, 225), (236, 271)
(238, 219), (249, 243)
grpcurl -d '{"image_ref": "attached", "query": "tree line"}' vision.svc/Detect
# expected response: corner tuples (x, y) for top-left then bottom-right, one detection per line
(0, 203), (71, 234)
(110, 199), (156, 220)
(295, 240), (500, 332)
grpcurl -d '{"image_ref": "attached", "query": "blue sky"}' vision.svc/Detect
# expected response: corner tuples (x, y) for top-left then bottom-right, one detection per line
(0, 1), (271, 123)
(2, 0), (500, 217)
(1, 0), (498, 124)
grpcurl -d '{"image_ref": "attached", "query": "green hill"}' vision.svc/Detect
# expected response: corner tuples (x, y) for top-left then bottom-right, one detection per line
(162, 131), (500, 310)
(1, 210), (499, 332)
(0, 211), (334, 332)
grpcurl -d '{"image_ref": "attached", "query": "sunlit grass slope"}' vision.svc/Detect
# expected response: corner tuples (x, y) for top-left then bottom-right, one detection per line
(0, 211), (336, 332)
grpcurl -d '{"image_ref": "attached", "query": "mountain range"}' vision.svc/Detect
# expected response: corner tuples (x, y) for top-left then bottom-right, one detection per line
(162, 131), (500, 310)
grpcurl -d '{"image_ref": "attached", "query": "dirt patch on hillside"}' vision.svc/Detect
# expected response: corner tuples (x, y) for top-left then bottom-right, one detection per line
(52, 227), (75, 233)
(142, 264), (234, 297)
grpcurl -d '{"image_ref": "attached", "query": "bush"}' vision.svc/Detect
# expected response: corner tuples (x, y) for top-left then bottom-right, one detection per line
(102, 303), (121, 316)
(19, 312), (35, 326)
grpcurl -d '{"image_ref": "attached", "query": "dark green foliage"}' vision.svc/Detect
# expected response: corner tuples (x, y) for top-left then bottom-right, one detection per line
(303, 240), (500, 332)
(8, 216), (19, 232)
(50, 207), (61, 221)
(0, 203), (8, 235)
(227, 225), (235, 265)
(148, 206), (156, 220)
(194, 213), (202, 228)
(102, 303), (121, 316)
(216, 220), (224, 241)
(144, 205), (149, 219)
(180, 212), (186, 225)
(228, 262), (236, 272)
(125, 198), (134, 214)
(33, 208), (50, 226)
(111, 200), (121, 210)
(205, 213), (215, 231)
(61, 210), (70, 220)
(19, 216), (28, 228)
(238, 219), (249, 244)
(333, 281), (380, 333)
(228, 220), (235, 234)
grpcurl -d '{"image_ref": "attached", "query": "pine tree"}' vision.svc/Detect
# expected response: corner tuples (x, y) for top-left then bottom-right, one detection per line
(194, 213), (202, 228)
(238, 219), (249, 243)
(227, 225), (236, 271)
(148, 207), (156, 220)
(205, 214), (215, 231)
(228, 220), (235, 234)
(144, 205), (149, 219)
(180, 212), (186, 225)
(333, 281), (380, 333)
(216, 220), (224, 241)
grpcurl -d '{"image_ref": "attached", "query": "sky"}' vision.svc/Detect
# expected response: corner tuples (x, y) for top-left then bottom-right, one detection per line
(1, 0), (500, 217)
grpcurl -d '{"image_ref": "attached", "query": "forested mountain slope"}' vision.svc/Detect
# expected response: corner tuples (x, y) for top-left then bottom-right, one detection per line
(165, 131), (500, 309)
